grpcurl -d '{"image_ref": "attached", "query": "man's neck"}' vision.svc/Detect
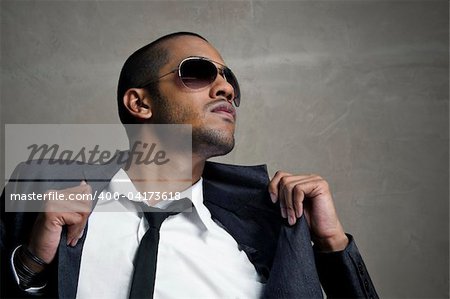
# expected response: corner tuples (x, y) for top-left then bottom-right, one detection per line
(124, 151), (206, 195)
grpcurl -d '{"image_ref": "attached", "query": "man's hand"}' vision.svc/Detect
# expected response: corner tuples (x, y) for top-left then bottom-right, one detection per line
(27, 181), (93, 265)
(269, 172), (348, 252)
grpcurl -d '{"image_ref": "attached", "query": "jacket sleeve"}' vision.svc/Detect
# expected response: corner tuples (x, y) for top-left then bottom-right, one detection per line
(1, 189), (35, 298)
(1, 163), (49, 298)
(314, 234), (379, 298)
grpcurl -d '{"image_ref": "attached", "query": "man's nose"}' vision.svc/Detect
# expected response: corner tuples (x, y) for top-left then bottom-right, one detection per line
(209, 73), (235, 104)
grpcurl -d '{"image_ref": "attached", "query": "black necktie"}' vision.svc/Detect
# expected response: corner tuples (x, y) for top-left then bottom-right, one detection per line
(129, 199), (191, 299)
(129, 211), (176, 299)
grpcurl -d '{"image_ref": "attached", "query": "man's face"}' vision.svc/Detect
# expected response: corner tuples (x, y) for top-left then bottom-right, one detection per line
(149, 36), (237, 159)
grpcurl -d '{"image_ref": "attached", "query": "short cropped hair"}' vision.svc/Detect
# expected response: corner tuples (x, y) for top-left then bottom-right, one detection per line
(117, 32), (208, 124)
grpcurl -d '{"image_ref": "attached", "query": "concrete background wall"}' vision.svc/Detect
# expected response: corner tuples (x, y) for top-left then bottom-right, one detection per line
(1, 1), (448, 298)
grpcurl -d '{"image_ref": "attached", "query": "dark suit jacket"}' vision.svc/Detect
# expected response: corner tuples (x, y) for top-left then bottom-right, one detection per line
(1, 158), (378, 298)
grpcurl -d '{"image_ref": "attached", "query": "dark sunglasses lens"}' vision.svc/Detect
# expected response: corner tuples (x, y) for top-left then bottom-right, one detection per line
(180, 59), (217, 89)
(224, 68), (241, 107)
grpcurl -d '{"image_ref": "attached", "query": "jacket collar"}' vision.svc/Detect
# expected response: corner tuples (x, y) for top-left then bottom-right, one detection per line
(82, 152), (271, 213)
(202, 160), (271, 211)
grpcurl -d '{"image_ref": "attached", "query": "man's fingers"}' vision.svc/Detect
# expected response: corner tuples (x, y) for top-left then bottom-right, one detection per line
(282, 178), (308, 225)
(281, 178), (296, 225)
(293, 185), (304, 218)
(271, 172), (345, 250)
(277, 175), (305, 222)
(271, 172), (330, 226)
(47, 181), (92, 245)
(65, 212), (89, 246)
(26, 181), (93, 264)
(270, 172), (305, 224)
(268, 171), (292, 203)
(59, 181), (92, 195)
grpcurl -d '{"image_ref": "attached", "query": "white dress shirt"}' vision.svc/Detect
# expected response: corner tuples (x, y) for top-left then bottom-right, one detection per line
(76, 169), (263, 299)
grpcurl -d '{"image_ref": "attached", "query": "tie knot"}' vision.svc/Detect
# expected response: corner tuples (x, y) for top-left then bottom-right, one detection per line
(143, 211), (177, 229)
(140, 197), (191, 229)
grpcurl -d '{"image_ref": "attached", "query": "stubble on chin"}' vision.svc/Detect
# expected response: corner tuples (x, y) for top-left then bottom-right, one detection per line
(192, 127), (235, 159)
(151, 95), (235, 158)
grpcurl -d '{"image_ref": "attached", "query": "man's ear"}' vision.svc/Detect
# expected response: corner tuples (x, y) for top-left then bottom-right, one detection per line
(123, 88), (152, 120)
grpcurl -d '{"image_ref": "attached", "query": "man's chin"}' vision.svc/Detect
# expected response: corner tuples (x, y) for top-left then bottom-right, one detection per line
(207, 141), (235, 158)
(192, 129), (235, 159)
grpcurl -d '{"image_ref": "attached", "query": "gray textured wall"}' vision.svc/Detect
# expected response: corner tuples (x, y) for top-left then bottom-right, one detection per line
(1, 1), (448, 298)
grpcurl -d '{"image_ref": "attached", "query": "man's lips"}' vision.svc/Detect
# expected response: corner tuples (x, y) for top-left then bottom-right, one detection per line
(210, 102), (236, 121)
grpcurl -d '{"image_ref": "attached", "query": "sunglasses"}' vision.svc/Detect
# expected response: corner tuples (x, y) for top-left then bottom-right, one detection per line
(140, 56), (241, 107)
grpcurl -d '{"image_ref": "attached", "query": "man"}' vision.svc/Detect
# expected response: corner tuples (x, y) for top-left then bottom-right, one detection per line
(1, 32), (378, 298)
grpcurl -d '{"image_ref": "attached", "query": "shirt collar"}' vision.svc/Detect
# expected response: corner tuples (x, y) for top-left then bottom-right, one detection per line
(105, 169), (212, 229)
(107, 168), (139, 197)
(108, 168), (198, 203)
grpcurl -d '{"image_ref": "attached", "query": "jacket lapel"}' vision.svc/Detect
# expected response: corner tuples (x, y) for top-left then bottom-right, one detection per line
(262, 216), (323, 298)
(202, 161), (281, 281)
(203, 161), (323, 298)
(57, 160), (122, 299)
(202, 161), (271, 211)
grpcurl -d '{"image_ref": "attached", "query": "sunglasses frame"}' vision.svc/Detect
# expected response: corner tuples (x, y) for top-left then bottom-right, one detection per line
(138, 56), (240, 107)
